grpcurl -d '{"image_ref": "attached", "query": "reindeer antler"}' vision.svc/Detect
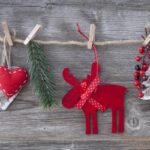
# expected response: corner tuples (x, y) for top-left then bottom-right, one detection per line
(63, 68), (79, 86)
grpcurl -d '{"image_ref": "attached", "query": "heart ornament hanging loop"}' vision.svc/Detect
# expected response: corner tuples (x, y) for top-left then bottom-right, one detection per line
(0, 21), (29, 110)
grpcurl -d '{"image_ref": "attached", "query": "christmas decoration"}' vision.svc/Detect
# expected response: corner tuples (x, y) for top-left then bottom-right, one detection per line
(0, 66), (28, 97)
(0, 66), (28, 109)
(0, 37), (28, 110)
(27, 41), (55, 108)
(62, 24), (127, 134)
(134, 27), (150, 100)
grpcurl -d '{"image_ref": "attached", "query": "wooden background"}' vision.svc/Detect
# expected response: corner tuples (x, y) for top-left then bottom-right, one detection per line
(0, 0), (150, 149)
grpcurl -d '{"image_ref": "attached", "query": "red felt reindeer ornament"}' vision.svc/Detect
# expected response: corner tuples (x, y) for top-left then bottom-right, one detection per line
(62, 24), (127, 134)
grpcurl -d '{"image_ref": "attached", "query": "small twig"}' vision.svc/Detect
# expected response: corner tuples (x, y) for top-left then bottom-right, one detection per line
(141, 35), (145, 40)
(145, 27), (148, 37)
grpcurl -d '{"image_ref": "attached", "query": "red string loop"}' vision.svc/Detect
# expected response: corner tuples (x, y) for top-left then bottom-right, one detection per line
(76, 23), (99, 77)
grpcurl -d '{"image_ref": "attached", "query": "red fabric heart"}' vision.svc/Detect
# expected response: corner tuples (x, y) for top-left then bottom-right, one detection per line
(0, 66), (28, 98)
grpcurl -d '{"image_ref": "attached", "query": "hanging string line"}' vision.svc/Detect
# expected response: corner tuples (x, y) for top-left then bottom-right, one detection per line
(1, 36), (11, 68)
(0, 35), (143, 46)
(1, 30), (16, 68)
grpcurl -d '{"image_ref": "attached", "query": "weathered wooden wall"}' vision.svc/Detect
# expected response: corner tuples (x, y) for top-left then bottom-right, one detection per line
(0, 0), (150, 149)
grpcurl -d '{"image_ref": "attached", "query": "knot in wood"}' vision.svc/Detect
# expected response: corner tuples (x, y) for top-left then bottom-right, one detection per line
(127, 117), (139, 128)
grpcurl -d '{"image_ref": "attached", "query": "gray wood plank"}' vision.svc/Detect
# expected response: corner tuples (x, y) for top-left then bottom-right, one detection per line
(0, 0), (149, 149)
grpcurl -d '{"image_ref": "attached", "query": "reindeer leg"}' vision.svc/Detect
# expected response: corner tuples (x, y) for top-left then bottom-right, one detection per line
(92, 110), (98, 134)
(118, 109), (124, 133)
(84, 111), (91, 134)
(112, 109), (117, 133)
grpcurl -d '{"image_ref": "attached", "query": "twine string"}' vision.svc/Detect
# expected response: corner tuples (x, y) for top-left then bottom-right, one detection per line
(0, 28), (144, 68)
(1, 36), (11, 68)
(1, 30), (17, 68)
(0, 35), (143, 46)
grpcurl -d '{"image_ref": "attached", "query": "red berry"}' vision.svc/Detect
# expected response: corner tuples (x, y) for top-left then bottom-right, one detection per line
(138, 92), (144, 98)
(148, 52), (150, 58)
(142, 64), (148, 71)
(134, 80), (140, 86)
(133, 72), (139, 77)
(139, 70), (145, 76)
(139, 47), (144, 54)
(135, 56), (141, 61)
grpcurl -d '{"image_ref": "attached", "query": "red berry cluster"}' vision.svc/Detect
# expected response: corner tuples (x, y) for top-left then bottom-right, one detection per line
(134, 45), (150, 98)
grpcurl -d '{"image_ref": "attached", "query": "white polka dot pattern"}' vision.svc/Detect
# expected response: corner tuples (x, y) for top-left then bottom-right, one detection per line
(88, 98), (106, 112)
(76, 77), (100, 109)
(0, 66), (28, 98)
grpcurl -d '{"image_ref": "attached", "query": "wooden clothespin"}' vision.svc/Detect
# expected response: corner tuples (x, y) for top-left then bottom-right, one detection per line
(24, 24), (42, 45)
(143, 24), (150, 46)
(143, 35), (150, 46)
(1, 21), (13, 46)
(87, 24), (96, 49)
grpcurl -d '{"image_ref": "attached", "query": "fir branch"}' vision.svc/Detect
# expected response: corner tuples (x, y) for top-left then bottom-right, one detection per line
(27, 41), (55, 108)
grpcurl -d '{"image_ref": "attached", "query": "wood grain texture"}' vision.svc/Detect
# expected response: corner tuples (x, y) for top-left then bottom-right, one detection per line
(0, 0), (149, 149)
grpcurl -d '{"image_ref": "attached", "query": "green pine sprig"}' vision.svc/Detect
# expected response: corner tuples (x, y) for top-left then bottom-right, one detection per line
(27, 41), (55, 108)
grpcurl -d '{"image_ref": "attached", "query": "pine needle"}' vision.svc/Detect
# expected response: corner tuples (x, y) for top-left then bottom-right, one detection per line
(27, 41), (55, 108)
